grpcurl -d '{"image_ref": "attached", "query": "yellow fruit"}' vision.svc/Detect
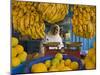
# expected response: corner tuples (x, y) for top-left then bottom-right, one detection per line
(88, 48), (95, 57)
(12, 37), (18, 47)
(84, 56), (91, 64)
(12, 1), (45, 39)
(93, 42), (96, 49)
(57, 62), (65, 71)
(49, 68), (59, 72)
(92, 55), (96, 64)
(33, 53), (39, 59)
(49, 66), (59, 72)
(12, 57), (20, 67)
(37, 3), (69, 24)
(70, 61), (79, 70)
(61, 66), (72, 71)
(60, 59), (65, 63)
(57, 59), (65, 71)
(55, 53), (63, 60)
(61, 60), (65, 66)
(65, 59), (72, 66)
(31, 63), (47, 73)
(12, 48), (17, 58)
(51, 58), (60, 66)
(85, 60), (95, 70)
(17, 51), (27, 63)
(15, 45), (24, 54)
(84, 52), (96, 70)
(45, 60), (51, 68)
(72, 5), (96, 38)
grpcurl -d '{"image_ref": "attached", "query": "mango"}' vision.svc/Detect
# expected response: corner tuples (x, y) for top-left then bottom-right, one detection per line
(45, 60), (51, 68)
(65, 59), (72, 66)
(55, 53), (63, 60)
(12, 57), (20, 67)
(15, 45), (24, 54)
(31, 63), (47, 73)
(51, 58), (60, 66)
(17, 51), (27, 63)
(70, 61), (79, 70)
(12, 37), (19, 47)
(49, 66), (59, 72)
(12, 48), (17, 58)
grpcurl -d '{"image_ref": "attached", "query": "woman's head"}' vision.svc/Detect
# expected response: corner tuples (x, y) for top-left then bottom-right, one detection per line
(50, 24), (60, 35)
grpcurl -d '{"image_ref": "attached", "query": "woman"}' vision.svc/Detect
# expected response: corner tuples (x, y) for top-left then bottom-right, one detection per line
(40, 24), (64, 56)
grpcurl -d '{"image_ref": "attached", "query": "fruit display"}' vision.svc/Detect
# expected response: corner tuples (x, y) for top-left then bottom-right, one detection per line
(31, 63), (48, 72)
(30, 53), (81, 73)
(12, 0), (69, 39)
(72, 5), (96, 38)
(12, 37), (19, 47)
(11, 37), (27, 67)
(45, 60), (51, 68)
(36, 3), (69, 24)
(12, 0), (45, 39)
(11, 1), (96, 74)
(84, 42), (96, 70)
(12, 57), (21, 67)
(70, 61), (79, 70)
(55, 52), (63, 60)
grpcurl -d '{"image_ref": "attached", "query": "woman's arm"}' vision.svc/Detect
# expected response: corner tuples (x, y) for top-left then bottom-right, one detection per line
(58, 36), (64, 49)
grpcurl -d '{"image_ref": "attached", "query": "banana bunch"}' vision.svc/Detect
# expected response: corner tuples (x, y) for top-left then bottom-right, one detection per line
(72, 5), (96, 38)
(36, 3), (69, 24)
(84, 42), (96, 70)
(12, 0), (45, 39)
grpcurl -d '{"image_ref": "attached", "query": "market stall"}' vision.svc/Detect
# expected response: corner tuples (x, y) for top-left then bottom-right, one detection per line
(11, 1), (96, 74)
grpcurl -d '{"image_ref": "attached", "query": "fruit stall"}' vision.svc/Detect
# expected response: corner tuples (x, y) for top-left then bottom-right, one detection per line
(11, 1), (96, 74)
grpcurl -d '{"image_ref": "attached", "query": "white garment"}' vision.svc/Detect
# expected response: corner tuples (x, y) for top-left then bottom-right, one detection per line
(43, 34), (64, 49)
(42, 25), (64, 49)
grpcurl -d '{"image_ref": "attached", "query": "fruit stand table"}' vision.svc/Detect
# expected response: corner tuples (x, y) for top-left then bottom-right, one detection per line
(64, 42), (82, 58)
(43, 42), (60, 56)
(43, 42), (82, 58)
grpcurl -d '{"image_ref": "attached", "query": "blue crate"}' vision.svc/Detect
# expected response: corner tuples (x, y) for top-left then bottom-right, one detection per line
(11, 62), (26, 75)
(11, 55), (83, 74)
(25, 55), (83, 73)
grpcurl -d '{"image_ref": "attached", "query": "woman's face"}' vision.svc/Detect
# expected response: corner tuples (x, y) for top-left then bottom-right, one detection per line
(51, 26), (59, 35)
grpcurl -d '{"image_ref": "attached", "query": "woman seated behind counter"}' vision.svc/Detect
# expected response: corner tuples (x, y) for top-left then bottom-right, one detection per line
(40, 24), (64, 56)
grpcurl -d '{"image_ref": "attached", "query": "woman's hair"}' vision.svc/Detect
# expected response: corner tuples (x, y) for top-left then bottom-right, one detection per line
(49, 24), (60, 35)
(51, 24), (58, 28)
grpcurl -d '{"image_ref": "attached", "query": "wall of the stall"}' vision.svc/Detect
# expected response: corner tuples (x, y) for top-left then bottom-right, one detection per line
(70, 32), (96, 51)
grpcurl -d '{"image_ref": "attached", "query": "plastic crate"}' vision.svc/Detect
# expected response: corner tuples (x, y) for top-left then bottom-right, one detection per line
(25, 55), (83, 73)
(11, 62), (26, 75)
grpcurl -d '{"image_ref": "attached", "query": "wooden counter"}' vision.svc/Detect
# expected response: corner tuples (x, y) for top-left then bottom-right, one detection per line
(44, 42), (82, 58)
